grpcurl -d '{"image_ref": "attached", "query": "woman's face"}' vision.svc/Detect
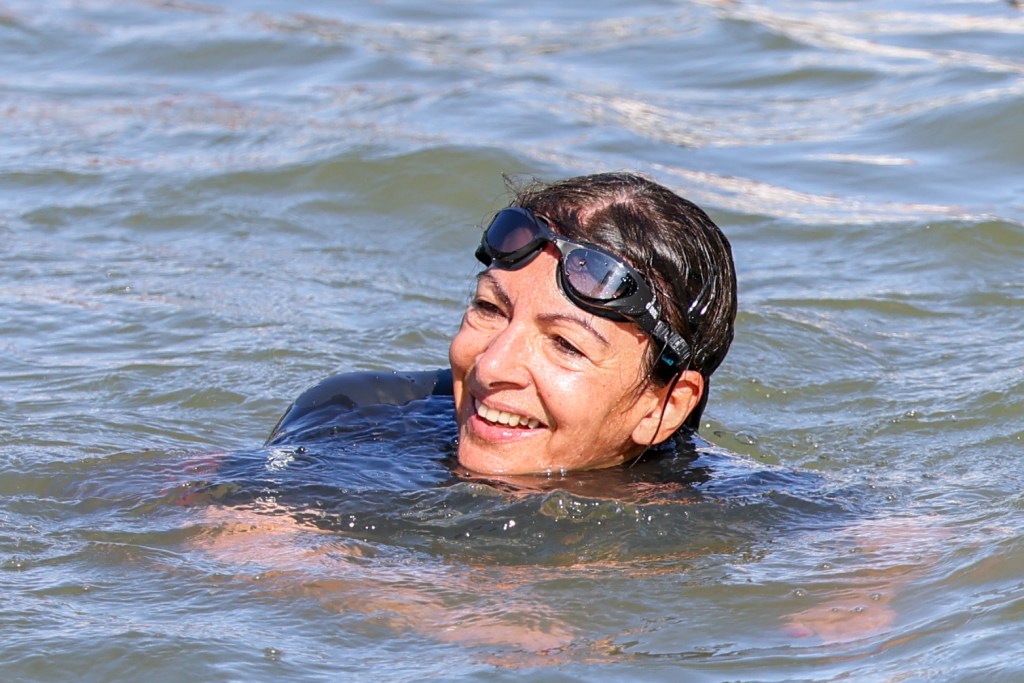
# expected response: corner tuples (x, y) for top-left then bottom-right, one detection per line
(449, 246), (667, 476)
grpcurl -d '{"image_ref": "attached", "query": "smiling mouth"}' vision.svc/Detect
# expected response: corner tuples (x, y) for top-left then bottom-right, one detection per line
(473, 398), (542, 429)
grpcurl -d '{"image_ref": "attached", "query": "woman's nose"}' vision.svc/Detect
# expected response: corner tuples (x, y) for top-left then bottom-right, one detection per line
(474, 321), (533, 389)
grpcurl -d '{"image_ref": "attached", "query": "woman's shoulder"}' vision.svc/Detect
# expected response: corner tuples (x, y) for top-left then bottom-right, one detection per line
(266, 368), (453, 444)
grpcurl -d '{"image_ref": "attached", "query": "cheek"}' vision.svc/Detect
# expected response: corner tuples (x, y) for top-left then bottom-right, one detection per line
(448, 320), (480, 375)
(550, 367), (644, 426)
(448, 325), (472, 417)
(538, 370), (614, 428)
(539, 369), (585, 400)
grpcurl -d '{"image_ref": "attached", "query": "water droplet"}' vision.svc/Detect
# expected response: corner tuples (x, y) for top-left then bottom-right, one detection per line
(263, 647), (283, 661)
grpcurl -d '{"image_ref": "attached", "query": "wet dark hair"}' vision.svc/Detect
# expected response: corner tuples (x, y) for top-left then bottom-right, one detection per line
(510, 172), (737, 430)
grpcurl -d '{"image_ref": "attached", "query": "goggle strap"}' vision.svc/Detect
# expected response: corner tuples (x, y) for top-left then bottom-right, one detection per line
(650, 319), (689, 369)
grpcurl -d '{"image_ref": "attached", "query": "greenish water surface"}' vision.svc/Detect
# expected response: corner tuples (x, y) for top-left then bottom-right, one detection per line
(2, 1), (1023, 681)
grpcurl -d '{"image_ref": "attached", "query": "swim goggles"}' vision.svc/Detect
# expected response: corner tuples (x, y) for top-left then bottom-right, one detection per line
(475, 207), (690, 373)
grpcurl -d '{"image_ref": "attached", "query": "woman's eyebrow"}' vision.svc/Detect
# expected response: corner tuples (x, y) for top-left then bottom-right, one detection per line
(538, 312), (611, 347)
(476, 271), (513, 310)
(479, 271), (611, 347)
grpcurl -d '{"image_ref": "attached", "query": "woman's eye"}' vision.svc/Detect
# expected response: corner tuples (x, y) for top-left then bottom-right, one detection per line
(470, 298), (503, 317)
(553, 335), (584, 358)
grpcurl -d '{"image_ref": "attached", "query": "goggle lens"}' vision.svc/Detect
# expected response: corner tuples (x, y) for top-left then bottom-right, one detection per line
(481, 208), (543, 258)
(563, 249), (634, 301)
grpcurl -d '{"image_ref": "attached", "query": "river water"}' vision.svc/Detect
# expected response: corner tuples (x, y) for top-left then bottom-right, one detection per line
(3, 1), (1024, 681)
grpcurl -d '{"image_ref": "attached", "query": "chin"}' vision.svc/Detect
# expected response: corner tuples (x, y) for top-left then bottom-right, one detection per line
(456, 444), (543, 477)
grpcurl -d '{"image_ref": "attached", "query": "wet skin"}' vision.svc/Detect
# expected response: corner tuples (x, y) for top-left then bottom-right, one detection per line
(449, 246), (700, 476)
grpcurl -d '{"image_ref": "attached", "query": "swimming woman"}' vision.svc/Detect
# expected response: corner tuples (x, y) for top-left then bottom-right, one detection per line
(191, 172), (913, 651)
(267, 171), (737, 479)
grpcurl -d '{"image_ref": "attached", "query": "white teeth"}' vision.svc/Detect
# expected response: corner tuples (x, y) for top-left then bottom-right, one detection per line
(474, 399), (540, 429)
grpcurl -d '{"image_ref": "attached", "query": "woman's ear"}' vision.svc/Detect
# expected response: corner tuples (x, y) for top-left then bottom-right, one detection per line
(631, 370), (704, 446)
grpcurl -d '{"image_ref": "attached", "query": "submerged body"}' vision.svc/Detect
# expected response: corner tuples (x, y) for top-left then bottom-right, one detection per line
(196, 368), (836, 560)
(186, 173), (909, 650)
(188, 370), (915, 652)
